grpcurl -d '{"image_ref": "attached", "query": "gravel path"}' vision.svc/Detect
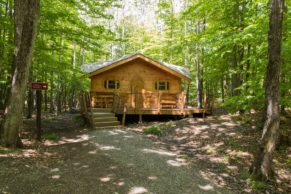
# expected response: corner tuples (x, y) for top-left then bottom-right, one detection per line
(1, 129), (234, 194)
(86, 129), (233, 194)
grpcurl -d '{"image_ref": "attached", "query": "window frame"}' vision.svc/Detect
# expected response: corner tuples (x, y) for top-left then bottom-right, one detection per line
(155, 81), (169, 91)
(104, 80), (120, 89)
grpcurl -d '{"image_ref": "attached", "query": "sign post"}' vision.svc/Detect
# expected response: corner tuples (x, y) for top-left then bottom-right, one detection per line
(31, 82), (48, 141)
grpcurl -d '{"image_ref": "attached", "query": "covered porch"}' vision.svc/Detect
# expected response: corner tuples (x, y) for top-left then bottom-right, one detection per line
(82, 91), (209, 116)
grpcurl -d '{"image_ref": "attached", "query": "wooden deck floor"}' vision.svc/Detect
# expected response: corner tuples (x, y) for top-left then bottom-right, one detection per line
(115, 107), (210, 116)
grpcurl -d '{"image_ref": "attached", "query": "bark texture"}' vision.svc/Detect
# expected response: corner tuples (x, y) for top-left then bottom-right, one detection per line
(0, 0), (40, 147)
(250, 0), (284, 180)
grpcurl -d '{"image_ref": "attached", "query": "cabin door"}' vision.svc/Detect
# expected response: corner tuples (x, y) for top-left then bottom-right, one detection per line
(130, 75), (144, 109)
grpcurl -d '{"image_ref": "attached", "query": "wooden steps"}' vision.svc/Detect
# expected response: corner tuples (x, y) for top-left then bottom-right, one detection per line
(89, 108), (120, 129)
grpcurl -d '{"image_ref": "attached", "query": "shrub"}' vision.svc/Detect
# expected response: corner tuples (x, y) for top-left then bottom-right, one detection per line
(143, 125), (161, 135)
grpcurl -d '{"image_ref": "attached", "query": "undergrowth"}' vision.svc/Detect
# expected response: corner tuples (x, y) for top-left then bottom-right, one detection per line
(143, 125), (161, 135)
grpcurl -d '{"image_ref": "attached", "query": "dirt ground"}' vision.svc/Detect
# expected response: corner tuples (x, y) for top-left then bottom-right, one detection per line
(128, 113), (291, 194)
(0, 112), (290, 194)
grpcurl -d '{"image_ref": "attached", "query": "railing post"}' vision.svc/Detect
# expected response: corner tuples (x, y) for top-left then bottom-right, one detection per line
(181, 91), (185, 115)
(83, 93), (87, 114)
(122, 104), (127, 127)
(157, 92), (161, 114)
(112, 93), (116, 113)
(203, 92), (207, 118)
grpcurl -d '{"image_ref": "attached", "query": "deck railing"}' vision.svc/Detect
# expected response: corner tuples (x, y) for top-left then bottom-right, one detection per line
(89, 91), (187, 114)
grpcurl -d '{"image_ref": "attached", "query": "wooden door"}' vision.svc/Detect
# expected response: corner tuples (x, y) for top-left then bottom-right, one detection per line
(130, 75), (144, 109)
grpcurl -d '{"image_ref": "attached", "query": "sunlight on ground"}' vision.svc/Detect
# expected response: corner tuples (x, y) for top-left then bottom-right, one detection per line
(148, 176), (158, 180)
(95, 143), (121, 151)
(100, 177), (111, 182)
(117, 181), (125, 186)
(128, 187), (148, 194)
(123, 135), (134, 139)
(51, 175), (61, 179)
(88, 150), (97, 154)
(108, 130), (127, 136)
(198, 184), (214, 191)
(142, 148), (176, 156)
(44, 134), (90, 146)
(199, 170), (227, 188)
(50, 168), (59, 172)
(166, 159), (188, 167)
(21, 149), (39, 158)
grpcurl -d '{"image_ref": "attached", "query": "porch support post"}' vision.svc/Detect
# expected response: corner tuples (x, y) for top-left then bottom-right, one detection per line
(186, 81), (190, 107)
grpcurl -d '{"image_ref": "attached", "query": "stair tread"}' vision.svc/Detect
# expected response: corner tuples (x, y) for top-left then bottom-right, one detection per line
(94, 117), (117, 120)
(92, 112), (114, 115)
(94, 126), (122, 130)
(94, 121), (119, 124)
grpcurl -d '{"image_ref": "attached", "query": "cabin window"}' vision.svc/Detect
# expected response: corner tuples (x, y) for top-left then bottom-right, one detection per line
(155, 81), (169, 91)
(104, 80), (120, 89)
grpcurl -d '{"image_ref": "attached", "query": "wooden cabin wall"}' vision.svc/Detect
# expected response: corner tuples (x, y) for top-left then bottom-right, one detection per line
(90, 59), (182, 94)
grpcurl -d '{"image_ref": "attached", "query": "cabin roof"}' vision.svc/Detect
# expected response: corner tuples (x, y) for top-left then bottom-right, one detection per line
(81, 53), (191, 81)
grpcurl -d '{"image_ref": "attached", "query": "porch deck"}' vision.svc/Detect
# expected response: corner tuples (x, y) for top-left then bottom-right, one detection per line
(81, 92), (211, 116)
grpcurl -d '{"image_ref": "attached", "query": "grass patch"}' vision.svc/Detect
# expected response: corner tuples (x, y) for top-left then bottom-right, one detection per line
(0, 145), (18, 154)
(143, 125), (161, 135)
(286, 158), (291, 167)
(249, 179), (268, 192)
(228, 139), (241, 149)
(241, 170), (268, 192)
(44, 132), (60, 141)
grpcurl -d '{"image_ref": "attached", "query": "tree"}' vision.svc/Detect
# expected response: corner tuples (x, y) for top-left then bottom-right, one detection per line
(0, 0), (40, 147)
(250, 0), (284, 180)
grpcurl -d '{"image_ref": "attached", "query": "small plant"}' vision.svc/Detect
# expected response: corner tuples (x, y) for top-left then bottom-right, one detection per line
(286, 158), (291, 166)
(240, 169), (268, 192)
(242, 171), (268, 192)
(249, 179), (267, 192)
(143, 125), (161, 135)
(44, 132), (60, 141)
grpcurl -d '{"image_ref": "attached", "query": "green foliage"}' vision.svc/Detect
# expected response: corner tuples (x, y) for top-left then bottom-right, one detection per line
(286, 159), (291, 167)
(241, 170), (268, 192)
(143, 125), (161, 135)
(0, 0), (290, 113)
(249, 179), (268, 192)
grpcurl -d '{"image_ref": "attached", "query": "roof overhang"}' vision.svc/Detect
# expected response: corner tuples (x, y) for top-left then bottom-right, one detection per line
(84, 53), (191, 82)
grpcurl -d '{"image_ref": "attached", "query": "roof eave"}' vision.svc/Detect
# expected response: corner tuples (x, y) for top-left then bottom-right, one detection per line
(86, 53), (192, 81)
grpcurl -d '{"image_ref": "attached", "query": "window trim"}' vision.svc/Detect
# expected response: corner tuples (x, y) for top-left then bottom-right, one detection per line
(104, 80), (120, 89)
(155, 81), (169, 91)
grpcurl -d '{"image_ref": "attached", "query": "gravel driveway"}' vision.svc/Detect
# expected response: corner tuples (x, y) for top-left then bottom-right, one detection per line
(86, 129), (233, 194)
(1, 129), (234, 194)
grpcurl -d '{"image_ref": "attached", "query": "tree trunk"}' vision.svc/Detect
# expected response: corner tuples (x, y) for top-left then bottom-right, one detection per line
(36, 89), (42, 141)
(44, 73), (48, 112)
(49, 70), (54, 113)
(250, 0), (284, 180)
(195, 20), (203, 109)
(26, 69), (34, 118)
(70, 43), (77, 112)
(221, 77), (225, 103)
(0, 0), (40, 147)
(56, 36), (64, 115)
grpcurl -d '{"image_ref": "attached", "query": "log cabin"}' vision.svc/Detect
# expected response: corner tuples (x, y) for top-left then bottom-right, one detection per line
(81, 53), (205, 128)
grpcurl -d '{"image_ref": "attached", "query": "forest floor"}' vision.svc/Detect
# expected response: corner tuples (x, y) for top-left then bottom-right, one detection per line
(0, 111), (290, 194)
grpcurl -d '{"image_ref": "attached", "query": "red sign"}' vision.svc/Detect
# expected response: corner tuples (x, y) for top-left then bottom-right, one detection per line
(31, 82), (48, 90)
